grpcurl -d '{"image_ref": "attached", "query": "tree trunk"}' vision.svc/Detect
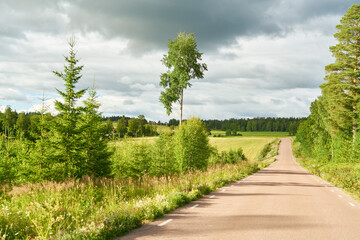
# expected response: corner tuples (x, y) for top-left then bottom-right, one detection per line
(180, 88), (183, 126)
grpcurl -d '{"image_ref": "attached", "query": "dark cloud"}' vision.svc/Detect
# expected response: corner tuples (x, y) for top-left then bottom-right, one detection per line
(66, 0), (359, 53)
(2, 0), (356, 54)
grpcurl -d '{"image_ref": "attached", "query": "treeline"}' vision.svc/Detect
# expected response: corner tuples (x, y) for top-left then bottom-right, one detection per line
(203, 117), (305, 135)
(0, 109), (115, 141)
(296, 5), (360, 162)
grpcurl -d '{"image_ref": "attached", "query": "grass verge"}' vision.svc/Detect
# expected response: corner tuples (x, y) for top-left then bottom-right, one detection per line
(0, 161), (272, 239)
(292, 140), (360, 201)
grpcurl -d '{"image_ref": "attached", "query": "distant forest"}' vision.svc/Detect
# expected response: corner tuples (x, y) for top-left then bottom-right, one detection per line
(203, 117), (305, 135)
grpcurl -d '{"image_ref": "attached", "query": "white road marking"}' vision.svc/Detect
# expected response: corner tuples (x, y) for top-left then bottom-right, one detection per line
(190, 204), (199, 209)
(209, 195), (215, 199)
(349, 202), (355, 207)
(158, 219), (173, 226)
(338, 195), (343, 198)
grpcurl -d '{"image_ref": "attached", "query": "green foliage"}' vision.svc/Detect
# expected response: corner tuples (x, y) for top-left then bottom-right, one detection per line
(78, 85), (113, 177)
(320, 4), (360, 144)
(0, 160), (262, 239)
(160, 32), (207, 124)
(52, 37), (87, 179)
(116, 115), (128, 138)
(204, 117), (304, 133)
(297, 4), (360, 164)
(174, 118), (213, 172)
(112, 140), (154, 181)
(209, 148), (246, 165)
(3, 107), (17, 137)
(127, 118), (140, 137)
(152, 129), (176, 177)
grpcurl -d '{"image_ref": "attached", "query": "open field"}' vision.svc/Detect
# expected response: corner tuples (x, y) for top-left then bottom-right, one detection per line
(209, 137), (278, 161)
(112, 132), (283, 162)
(211, 130), (289, 137)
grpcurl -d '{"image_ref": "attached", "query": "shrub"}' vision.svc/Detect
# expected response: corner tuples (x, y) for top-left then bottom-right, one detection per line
(174, 118), (213, 172)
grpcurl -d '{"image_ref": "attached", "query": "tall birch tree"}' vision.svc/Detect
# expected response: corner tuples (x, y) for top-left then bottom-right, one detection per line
(160, 32), (207, 125)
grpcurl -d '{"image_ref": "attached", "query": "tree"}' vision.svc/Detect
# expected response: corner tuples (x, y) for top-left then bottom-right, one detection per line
(160, 32), (207, 125)
(52, 36), (87, 179)
(128, 118), (140, 137)
(3, 107), (17, 137)
(174, 117), (212, 172)
(116, 115), (128, 138)
(320, 4), (360, 147)
(15, 112), (30, 138)
(79, 85), (112, 177)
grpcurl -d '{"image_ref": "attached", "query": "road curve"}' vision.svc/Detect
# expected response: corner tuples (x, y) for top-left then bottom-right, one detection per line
(117, 138), (360, 240)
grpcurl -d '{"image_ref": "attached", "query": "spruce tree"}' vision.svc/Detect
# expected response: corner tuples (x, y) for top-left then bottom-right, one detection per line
(320, 4), (360, 147)
(52, 36), (86, 179)
(79, 84), (112, 177)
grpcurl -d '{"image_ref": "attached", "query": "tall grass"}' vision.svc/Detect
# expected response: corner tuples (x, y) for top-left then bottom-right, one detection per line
(0, 161), (263, 239)
(0, 134), (281, 239)
(292, 140), (360, 200)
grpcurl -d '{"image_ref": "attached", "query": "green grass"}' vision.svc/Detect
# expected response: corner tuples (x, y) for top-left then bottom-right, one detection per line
(292, 140), (360, 201)
(0, 162), (264, 239)
(209, 137), (278, 161)
(0, 134), (282, 239)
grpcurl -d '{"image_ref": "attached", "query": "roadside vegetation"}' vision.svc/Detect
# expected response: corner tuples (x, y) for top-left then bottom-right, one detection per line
(0, 125), (281, 239)
(294, 5), (360, 200)
(293, 141), (360, 201)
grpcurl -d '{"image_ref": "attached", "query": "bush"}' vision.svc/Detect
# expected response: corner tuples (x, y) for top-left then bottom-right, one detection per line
(174, 118), (213, 172)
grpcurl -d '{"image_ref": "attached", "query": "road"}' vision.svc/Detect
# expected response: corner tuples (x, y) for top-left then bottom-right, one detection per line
(117, 138), (360, 240)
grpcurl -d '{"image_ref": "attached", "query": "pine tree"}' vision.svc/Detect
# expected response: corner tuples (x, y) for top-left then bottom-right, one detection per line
(320, 4), (360, 147)
(52, 36), (87, 179)
(79, 84), (112, 177)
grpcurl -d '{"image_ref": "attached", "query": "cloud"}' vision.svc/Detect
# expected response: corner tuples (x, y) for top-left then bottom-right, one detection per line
(0, 0), (358, 121)
(0, 88), (29, 102)
(2, 0), (356, 54)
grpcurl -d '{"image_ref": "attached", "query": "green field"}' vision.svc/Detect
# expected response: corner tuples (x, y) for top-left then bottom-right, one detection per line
(209, 137), (277, 161)
(112, 131), (283, 162)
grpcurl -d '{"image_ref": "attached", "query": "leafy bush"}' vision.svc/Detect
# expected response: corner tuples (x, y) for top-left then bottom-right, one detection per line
(174, 117), (213, 172)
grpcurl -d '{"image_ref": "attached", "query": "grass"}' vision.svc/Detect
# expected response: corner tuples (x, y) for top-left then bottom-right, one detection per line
(111, 131), (285, 162)
(209, 137), (278, 161)
(0, 134), (282, 239)
(0, 162), (265, 239)
(292, 140), (360, 201)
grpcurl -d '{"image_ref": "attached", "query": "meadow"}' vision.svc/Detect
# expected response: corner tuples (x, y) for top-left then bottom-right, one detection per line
(210, 131), (286, 161)
(113, 131), (286, 162)
(0, 132), (282, 239)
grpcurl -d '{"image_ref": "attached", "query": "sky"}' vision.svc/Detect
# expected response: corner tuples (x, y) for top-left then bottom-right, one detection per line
(0, 0), (358, 122)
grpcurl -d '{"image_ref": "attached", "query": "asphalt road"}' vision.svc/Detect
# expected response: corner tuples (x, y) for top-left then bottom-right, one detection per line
(117, 138), (360, 240)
